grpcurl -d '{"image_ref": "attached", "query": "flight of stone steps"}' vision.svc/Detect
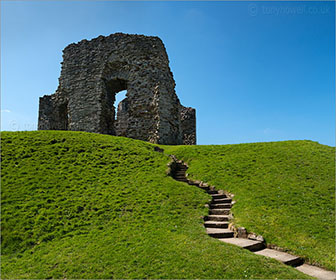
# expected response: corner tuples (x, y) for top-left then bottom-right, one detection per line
(171, 160), (336, 280)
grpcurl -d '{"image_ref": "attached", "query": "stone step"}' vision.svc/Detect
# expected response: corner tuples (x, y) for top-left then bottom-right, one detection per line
(208, 190), (219, 195)
(204, 215), (229, 222)
(210, 203), (232, 209)
(176, 179), (188, 182)
(254, 248), (303, 267)
(209, 209), (230, 215)
(204, 221), (229, 228)
(295, 264), (336, 280)
(172, 163), (336, 279)
(211, 194), (227, 199)
(218, 237), (265, 252)
(206, 228), (234, 238)
(212, 198), (232, 204)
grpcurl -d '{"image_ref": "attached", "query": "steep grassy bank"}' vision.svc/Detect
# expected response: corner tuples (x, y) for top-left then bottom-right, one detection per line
(163, 141), (335, 271)
(1, 131), (308, 279)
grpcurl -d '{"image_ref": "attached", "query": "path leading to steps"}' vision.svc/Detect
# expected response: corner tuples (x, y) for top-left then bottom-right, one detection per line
(170, 159), (336, 280)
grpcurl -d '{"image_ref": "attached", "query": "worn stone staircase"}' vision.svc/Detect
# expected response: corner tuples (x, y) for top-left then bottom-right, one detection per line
(171, 159), (336, 280)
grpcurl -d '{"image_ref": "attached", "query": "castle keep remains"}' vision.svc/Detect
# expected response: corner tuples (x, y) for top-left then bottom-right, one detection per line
(38, 33), (196, 145)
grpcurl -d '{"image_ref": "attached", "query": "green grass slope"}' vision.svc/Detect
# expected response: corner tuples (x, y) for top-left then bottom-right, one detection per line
(164, 141), (335, 271)
(1, 131), (309, 279)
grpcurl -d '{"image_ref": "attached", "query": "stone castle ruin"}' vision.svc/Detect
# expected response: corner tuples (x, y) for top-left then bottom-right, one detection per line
(38, 33), (196, 145)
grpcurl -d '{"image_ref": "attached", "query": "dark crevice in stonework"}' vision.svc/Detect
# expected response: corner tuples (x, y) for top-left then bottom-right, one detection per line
(58, 102), (69, 130)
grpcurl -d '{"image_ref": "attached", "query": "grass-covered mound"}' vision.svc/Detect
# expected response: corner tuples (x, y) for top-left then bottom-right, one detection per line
(1, 131), (308, 279)
(164, 141), (335, 271)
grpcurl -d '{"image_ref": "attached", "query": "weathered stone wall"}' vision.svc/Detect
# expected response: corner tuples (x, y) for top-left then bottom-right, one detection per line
(38, 94), (68, 130)
(38, 33), (196, 145)
(180, 106), (196, 145)
(115, 98), (129, 137)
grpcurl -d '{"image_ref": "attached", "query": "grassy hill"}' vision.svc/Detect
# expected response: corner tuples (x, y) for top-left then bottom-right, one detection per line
(1, 131), (331, 278)
(163, 140), (335, 271)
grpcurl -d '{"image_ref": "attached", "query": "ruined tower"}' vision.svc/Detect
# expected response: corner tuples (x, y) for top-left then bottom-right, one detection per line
(38, 33), (196, 145)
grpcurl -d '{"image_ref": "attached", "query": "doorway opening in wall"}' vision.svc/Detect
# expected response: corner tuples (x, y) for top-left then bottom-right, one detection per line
(104, 78), (128, 135)
(114, 88), (128, 137)
(115, 90), (127, 120)
(58, 102), (69, 130)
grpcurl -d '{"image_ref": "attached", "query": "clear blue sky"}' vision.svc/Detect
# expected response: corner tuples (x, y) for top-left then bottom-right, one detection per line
(1, 1), (335, 146)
